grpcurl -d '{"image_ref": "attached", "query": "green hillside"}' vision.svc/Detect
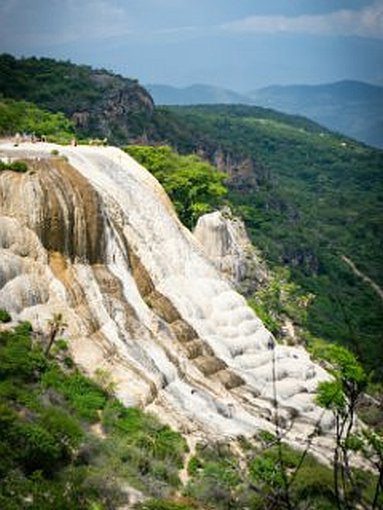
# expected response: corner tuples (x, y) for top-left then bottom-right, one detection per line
(249, 80), (383, 149)
(0, 97), (74, 143)
(1, 320), (379, 510)
(0, 54), (154, 143)
(155, 105), (383, 380)
(0, 55), (382, 381)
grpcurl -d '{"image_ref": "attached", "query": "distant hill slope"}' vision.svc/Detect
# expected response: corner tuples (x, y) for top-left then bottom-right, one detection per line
(158, 104), (383, 378)
(148, 80), (383, 148)
(249, 80), (383, 149)
(0, 53), (155, 144)
(147, 83), (250, 105)
(1, 54), (382, 379)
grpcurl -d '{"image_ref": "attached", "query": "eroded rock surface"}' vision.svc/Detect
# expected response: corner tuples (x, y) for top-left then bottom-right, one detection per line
(0, 142), (334, 461)
(194, 208), (267, 295)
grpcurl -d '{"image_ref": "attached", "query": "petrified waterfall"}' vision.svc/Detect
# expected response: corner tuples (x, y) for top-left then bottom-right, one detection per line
(0, 142), (334, 460)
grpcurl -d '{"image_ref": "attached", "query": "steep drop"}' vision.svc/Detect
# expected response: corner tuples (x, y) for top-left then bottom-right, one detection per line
(0, 142), (333, 460)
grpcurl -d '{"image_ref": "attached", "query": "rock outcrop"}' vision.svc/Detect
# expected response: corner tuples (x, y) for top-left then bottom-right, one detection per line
(194, 208), (268, 295)
(0, 142), (334, 462)
(0, 55), (155, 144)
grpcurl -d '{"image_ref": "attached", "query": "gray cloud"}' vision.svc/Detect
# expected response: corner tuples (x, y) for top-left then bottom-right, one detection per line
(221, 1), (383, 40)
(0, 0), (132, 47)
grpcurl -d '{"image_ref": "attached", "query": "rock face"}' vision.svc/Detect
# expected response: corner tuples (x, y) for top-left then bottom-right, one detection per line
(194, 209), (267, 295)
(0, 55), (155, 144)
(73, 71), (155, 143)
(0, 142), (334, 461)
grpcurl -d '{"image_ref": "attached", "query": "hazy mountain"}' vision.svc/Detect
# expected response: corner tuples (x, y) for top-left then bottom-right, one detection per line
(146, 83), (250, 105)
(148, 80), (383, 148)
(249, 80), (383, 149)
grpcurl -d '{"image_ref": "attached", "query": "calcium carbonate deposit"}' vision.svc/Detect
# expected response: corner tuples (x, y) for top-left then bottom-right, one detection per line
(0, 142), (334, 461)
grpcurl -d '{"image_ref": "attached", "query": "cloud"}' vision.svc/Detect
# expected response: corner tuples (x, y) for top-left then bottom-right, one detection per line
(0, 0), (132, 47)
(221, 1), (383, 40)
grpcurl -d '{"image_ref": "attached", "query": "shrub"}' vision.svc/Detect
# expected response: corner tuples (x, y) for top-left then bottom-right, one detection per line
(0, 160), (28, 173)
(13, 421), (62, 473)
(55, 339), (69, 351)
(125, 145), (227, 229)
(42, 368), (107, 421)
(0, 329), (46, 380)
(0, 309), (11, 323)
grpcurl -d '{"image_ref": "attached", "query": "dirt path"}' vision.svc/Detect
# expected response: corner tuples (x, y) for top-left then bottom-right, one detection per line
(341, 255), (383, 301)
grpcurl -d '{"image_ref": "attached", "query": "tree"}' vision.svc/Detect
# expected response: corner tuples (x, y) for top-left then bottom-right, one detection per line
(315, 345), (380, 509)
(45, 313), (67, 356)
(124, 145), (227, 229)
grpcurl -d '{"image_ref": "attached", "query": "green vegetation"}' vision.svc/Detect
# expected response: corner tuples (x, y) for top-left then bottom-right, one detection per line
(0, 321), (381, 509)
(316, 345), (382, 509)
(136, 501), (195, 510)
(125, 145), (227, 228)
(182, 437), (377, 510)
(0, 54), (154, 143)
(0, 159), (28, 172)
(0, 308), (11, 322)
(156, 105), (383, 382)
(0, 97), (74, 142)
(248, 267), (314, 337)
(0, 322), (188, 509)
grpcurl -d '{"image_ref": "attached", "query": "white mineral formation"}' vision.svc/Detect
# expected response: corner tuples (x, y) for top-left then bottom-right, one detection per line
(0, 142), (334, 462)
(194, 208), (267, 292)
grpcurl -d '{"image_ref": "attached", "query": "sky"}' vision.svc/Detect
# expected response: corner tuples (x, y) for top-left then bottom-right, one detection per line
(1, 0), (382, 91)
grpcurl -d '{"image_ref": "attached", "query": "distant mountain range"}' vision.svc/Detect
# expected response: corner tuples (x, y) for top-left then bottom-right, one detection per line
(146, 83), (250, 106)
(147, 81), (383, 149)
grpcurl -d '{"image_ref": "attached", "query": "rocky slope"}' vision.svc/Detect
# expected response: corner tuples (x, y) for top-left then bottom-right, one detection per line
(0, 54), (154, 143)
(0, 142), (334, 462)
(193, 208), (267, 295)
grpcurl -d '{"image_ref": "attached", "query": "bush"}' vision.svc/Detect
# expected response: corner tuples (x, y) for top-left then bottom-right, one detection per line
(0, 159), (28, 173)
(125, 145), (227, 229)
(55, 339), (68, 351)
(42, 368), (107, 421)
(0, 309), (11, 323)
(0, 329), (46, 380)
(0, 97), (75, 142)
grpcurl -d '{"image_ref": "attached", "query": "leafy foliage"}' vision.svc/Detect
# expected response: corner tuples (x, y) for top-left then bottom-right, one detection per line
(156, 105), (383, 381)
(136, 501), (195, 510)
(125, 145), (227, 228)
(0, 53), (154, 143)
(184, 440), (345, 510)
(0, 324), (188, 508)
(248, 267), (314, 337)
(316, 346), (381, 509)
(0, 97), (74, 142)
(0, 308), (11, 322)
(0, 159), (28, 172)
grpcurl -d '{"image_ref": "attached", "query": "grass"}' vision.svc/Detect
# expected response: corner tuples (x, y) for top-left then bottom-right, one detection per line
(0, 322), (189, 509)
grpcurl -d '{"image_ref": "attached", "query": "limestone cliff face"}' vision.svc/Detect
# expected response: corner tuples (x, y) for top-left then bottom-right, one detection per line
(0, 142), (334, 460)
(194, 208), (268, 295)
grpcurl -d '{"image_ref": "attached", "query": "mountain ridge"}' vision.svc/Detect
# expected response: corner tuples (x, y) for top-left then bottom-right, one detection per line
(149, 79), (383, 148)
(146, 83), (251, 105)
(1, 55), (382, 380)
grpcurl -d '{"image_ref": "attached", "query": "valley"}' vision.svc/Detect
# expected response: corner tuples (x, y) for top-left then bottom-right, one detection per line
(0, 54), (382, 509)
